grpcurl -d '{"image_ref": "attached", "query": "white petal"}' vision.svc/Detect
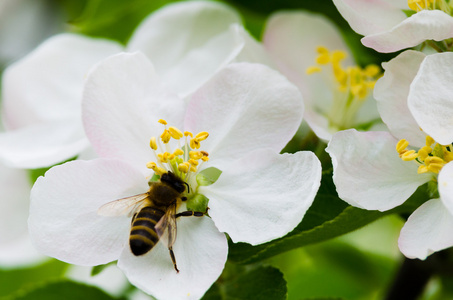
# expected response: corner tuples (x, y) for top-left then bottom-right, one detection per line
(438, 162), (453, 216)
(2, 33), (122, 130)
(233, 26), (274, 66)
(200, 149), (321, 245)
(408, 52), (453, 145)
(399, 199), (453, 259)
(264, 11), (378, 141)
(29, 159), (149, 266)
(332, 0), (407, 36)
(83, 52), (186, 175)
(127, 1), (243, 97)
(184, 63), (304, 171)
(66, 265), (128, 297)
(374, 50), (427, 147)
(0, 163), (46, 266)
(326, 130), (432, 211)
(263, 10), (353, 93)
(0, 119), (88, 169)
(362, 10), (453, 53)
(118, 216), (227, 300)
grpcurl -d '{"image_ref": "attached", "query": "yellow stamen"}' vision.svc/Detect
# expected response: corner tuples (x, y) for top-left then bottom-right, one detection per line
(158, 119), (168, 125)
(401, 150), (418, 161)
(426, 135), (435, 147)
(161, 130), (171, 144)
(396, 139), (409, 154)
(168, 126), (183, 139)
(195, 132), (209, 141)
(150, 137), (158, 150)
(306, 66), (322, 75)
(173, 148), (184, 156)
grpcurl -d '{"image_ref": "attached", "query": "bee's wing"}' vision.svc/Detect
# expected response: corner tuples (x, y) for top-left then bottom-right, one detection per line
(97, 193), (149, 217)
(155, 202), (177, 248)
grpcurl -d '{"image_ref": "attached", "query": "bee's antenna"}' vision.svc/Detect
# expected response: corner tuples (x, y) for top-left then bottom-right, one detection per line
(184, 182), (190, 193)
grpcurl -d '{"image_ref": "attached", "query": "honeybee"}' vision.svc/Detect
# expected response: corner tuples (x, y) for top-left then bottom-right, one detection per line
(98, 171), (204, 273)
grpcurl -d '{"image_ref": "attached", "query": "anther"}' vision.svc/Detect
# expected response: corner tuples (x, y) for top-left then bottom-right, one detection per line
(158, 119), (168, 125)
(401, 150), (418, 161)
(306, 66), (322, 75)
(195, 132), (209, 141)
(168, 127), (183, 139)
(396, 139), (409, 154)
(150, 137), (158, 150)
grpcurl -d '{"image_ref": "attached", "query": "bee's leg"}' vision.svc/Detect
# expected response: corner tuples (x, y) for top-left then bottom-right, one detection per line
(169, 246), (179, 273)
(175, 211), (205, 218)
(131, 213), (137, 224)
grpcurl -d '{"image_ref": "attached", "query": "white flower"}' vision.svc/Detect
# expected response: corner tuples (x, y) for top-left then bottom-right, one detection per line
(0, 162), (46, 267)
(332, 0), (453, 53)
(262, 11), (382, 141)
(0, 1), (263, 169)
(326, 50), (453, 259)
(29, 52), (322, 299)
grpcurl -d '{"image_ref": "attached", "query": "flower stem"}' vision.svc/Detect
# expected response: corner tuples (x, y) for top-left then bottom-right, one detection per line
(385, 250), (451, 300)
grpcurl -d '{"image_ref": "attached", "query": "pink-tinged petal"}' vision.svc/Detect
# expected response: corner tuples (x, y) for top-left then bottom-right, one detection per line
(0, 163), (46, 266)
(0, 120), (88, 169)
(399, 199), (453, 259)
(184, 63), (304, 171)
(362, 10), (453, 53)
(263, 10), (352, 98)
(127, 1), (242, 97)
(439, 162), (453, 216)
(326, 130), (432, 211)
(83, 52), (186, 175)
(408, 52), (453, 145)
(118, 216), (227, 300)
(374, 50), (427, 147)
(332, 0), (407, 36)
(29, 159), (149, 266)
(2, 33), (122, 130)
(200, 149), (321, 245)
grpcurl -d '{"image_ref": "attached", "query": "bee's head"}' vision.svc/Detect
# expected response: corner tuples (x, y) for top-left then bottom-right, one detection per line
(160, 171), (187, 193)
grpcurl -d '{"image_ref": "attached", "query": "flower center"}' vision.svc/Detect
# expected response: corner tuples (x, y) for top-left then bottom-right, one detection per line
(407, 0), (452, 14)
(147, 119), (210, 194)
(306, 46), (381, 131)
(396, 135), (453, 175)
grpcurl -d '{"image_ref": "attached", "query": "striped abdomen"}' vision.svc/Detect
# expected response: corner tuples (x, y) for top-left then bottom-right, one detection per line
(129, 205), (164, 256)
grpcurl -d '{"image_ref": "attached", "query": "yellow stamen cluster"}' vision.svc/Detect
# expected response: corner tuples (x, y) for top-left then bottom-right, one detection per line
(408, 0), (452, 13)
(306, 46), (381, 100)
(396, 136), (453, 174)
(146, 120), (210, 181)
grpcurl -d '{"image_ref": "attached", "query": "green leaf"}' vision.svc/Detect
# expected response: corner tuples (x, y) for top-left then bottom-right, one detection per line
(0, 259), (69, 297)
(90, 261), (117, 276)
(69, 0), (180, 44)
(228, 172), (429, 264)
(28, 156), (78, 185)
(270, 240), (398, 300)
(203, 265), (287, 300)
(8, 280), (125, 300)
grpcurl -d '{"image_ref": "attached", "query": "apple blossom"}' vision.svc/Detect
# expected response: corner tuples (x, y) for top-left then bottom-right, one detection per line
(29, 52), (322, 299)
(0, 1), (264, 169)
(326, 50), (453, 259)
(263, 11), (382, 142)
(332, 0), (453, 53)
